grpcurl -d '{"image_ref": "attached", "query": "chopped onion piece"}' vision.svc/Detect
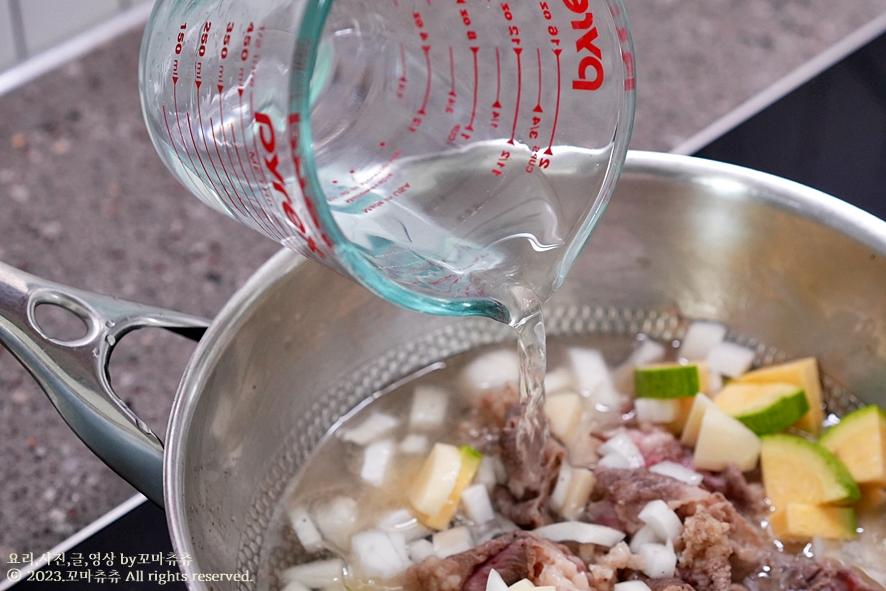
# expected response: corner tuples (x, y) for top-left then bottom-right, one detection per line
(491, 455), (508, 484)
(379, 509), (431, 542)
(680, 393), (717, 447)
(288, 505), (323, 552)
(469, 454), (507, 487)
(598, 433), (644, 469)
(476, 455), (499, 491)
(378, 508), (416, 529)
(706, 371), (724, 395)
(634, 398), (679, 424)
(433, 526), (474, 558)
(569, 348), (622, 407)
(407, 539), (435, 563)
(628, 339), (668, 366)
(614, 582), (653, 591)
(508, 580), (536, 591)
(410, 386), (450, 428)
(280, 559), (345, 587)
(629, 524), (661, 553)
(341, 412), (399, 445)
(544, 367), (578, 395)
(705, 342), (755, 378)
(486, 569), (509, 591)
(400, 433), (430, 456)
(313, 496), (359, 550)
(679, 321), (727, 362)
(649, 461), (704, 486)
(598, 451), (636, 470)
(544, 393), (583, 444)
(638, 500), (683, 541)
(461, 483), (495, 525)
(351, 530), (410, 579)
(561, 468), (596, 521)
(361, 439), (395, 487)
(399, 433), (429, 455)
(548, 463), (573, 513)
(462, 349), (520, 393)
(281, 581), (311, 591)
(638, 540), (676, 578)
(533, 521), (625, 548)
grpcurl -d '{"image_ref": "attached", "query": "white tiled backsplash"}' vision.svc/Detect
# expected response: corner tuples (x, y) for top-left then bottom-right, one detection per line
(0, 0), (153, 73)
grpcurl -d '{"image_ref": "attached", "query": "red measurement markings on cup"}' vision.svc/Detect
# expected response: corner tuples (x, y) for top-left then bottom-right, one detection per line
(227, 22), (289, 239)
(177, 22), (241, 235)
(533, 48), (544, 114)
(455, 2), (479, 140)
(444, 46), (463, 143)
(190, 24), (228, 208)
(335, 151), (402, 205)
(617, 30), (635, 90)
(240, 26), (294, 240)
(539, 2), (564, 155)
(208, 21), (281, 239)
(396, 43), (408, 99)
(213, 21), (277, 239)
(249, 97), (293, 240)
(361, 180), (411, 214)
(491, 149), (510, 177)
(525, 144), (550, 173)
(546, 49), (562, 156)
(163, 24), (203, 203)
(287, 37), (336, 254)
(256, 111), (325, 256)
(332, 155), (409, 215)
(491, 48), (501, 129)
(289, 112), (335, 253)
(192, 21), (270, 238)
(236, 21), (263, 203)
(237, 21), (254, 89)
(465, 47), (479, 136)
(410, 11), (432, 133)
(500, 3), (523, 148)
(446, 47), (457, 113)
(427, 272), (462, 294)
(607, 0), (634, 91)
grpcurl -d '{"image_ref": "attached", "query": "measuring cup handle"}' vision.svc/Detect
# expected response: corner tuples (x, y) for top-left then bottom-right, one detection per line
(0, 260), (210, 508)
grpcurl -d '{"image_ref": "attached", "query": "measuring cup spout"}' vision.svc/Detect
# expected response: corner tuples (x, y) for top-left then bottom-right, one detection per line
(0, 260), (209, 507)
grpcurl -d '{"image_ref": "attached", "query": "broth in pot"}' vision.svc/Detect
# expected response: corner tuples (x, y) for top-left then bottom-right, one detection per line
(270, 321), (886, 591)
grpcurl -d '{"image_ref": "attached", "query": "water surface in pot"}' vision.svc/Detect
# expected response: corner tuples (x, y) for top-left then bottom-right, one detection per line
(257, 308), (883, 591)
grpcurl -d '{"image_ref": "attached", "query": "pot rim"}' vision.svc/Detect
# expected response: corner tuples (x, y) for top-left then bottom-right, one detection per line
(162, 150), (886, 586)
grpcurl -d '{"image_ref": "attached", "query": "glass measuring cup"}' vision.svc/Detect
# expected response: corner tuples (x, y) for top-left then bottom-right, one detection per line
(139, 0), (635, 324)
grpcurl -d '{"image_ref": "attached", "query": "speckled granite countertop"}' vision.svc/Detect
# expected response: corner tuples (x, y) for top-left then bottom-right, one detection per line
(1, 0), (885, 559)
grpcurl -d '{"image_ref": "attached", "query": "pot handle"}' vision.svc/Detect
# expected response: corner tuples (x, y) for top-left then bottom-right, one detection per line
(0, 261), (210, 508)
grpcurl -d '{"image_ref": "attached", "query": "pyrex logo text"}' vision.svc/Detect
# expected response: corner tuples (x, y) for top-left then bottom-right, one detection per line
(563, 0), (604, 91)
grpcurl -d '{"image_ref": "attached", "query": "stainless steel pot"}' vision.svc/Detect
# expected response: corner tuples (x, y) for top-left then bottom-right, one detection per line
(3, 151), (886, 590)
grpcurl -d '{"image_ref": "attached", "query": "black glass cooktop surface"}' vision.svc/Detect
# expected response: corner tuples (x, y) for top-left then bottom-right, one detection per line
(694, 28), (886, 220)
(5, 22), (886, 591)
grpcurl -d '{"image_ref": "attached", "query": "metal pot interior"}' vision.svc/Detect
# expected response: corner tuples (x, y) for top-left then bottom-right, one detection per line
(165, 151), (886, 590)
